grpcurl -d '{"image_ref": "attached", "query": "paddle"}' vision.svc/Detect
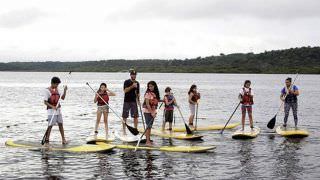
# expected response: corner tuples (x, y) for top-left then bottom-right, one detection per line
(176, 105), (193, 135)
(220, 102), (241, 134)
(267, 73), (299, 129)
(86, 82), (139, 136)
(195, 102), (199, 131)
(136, 91), (146, 130)
(41, 71), (72, 145)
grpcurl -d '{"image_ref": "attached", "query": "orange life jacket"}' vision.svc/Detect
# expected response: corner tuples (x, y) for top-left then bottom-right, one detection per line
(97, 91), (109, 106)
(241, 88), (254, 105)
(47, 87), (60, 109)
(143, 92), (159, 110)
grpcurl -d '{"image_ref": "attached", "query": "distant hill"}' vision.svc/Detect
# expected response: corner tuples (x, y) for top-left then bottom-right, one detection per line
(0, 46), (319, 73)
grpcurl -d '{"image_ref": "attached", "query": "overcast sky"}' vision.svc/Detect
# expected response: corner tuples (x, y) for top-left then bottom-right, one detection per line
(0, 0), (319, 62)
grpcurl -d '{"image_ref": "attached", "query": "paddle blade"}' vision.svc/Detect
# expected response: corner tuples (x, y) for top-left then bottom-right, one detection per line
(127, 125), (139, 136)
(185, 124), (193, 135)
(267, 115), (276, 129)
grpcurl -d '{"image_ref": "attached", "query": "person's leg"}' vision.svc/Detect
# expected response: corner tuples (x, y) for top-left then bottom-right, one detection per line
(122, 102), (130, 135)
(248, 106), (253, 129)
(103, 110), (109, 138)
(189, 104), (195, 126)
(45, 126), (53, 144)
(283, 102), (290, 127)
(95, 110), (102, 135)
(292, 102), (298, 128)
(241, 105), (246, 131)
(168, 110), (173, 131)
(58, 123), (66, 144)
(132, 102), (139, 128)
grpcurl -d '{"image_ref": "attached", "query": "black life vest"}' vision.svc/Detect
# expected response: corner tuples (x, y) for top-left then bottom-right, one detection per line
(97, 91), (109, 106)
(241, 88), (254, 105)
(47, 87), (60, 109)
(285, 86), (298, 103)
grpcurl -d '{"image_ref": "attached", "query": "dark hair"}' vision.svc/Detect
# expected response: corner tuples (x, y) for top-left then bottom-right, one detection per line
(51, 77), (61, 84)
(146, 81), (160, 100)
(286, 77), (292, 82)
(188, 84), (197, 95)
(98, 83), (107, 92)
(244, 80), (251, 86)
(165, 87), (171, 93)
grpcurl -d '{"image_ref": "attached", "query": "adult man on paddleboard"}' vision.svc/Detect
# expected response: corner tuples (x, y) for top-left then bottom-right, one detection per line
(122, 69), (140, 135)
(280, 77), (300, 128)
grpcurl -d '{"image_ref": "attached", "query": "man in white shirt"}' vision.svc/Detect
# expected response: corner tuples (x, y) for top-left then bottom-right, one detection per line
(43, 77), (67, 145)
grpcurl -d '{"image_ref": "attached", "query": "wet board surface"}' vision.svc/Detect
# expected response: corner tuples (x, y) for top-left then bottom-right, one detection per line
(276, 126), (309, 138)
(5, 139), (115, 153)
(86, 135), (115, 144)
(113, 131), (146, 143)
(139, 128), (203, 140)
(172, 122), (240, 132)
(232, 127), (260, 139)
(96, 142), (215, 153)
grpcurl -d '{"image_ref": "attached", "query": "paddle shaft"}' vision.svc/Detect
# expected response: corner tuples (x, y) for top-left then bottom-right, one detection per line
(220, 102), (241, 134)
(136, 91), (146, 130)
(176, 105), (193, 134)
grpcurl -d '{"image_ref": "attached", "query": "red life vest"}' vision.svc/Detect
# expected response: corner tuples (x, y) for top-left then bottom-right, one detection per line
(47, 87), (60, 109)
(241, 88), (254, 105)
(97, 91), (109, 106)
(191, 92), (200, 102)
(143, 92), (159, 110)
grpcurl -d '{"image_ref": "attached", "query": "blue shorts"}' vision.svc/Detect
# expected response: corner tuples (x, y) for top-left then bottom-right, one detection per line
(144, 113), (154, 129)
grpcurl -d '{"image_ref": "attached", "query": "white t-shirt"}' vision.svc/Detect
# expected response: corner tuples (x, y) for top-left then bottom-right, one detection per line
(239, 87), (254, 96)
(43, 88), (62, 115)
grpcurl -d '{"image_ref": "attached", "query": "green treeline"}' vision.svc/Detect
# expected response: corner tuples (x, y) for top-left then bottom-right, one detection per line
(0, 46), (319, 73)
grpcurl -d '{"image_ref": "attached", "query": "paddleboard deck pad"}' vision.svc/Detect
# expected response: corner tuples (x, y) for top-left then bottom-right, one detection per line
(96, 142), (215, 153)
(173, 122), (240, 132)
(114, 131), (146, 143)
(139, 128), (203, 140)
(232, 127), (260, 139)
(6, 139), (115, 153)
(276, 126), (309, 138)
(86, 135), (115, 144)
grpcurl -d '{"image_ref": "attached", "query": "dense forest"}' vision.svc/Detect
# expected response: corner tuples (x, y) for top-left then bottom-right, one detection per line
(0, 46), (319, 73)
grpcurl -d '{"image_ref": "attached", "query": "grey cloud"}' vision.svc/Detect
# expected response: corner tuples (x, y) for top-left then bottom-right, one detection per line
(0, 8), (47, 28)
(106, 0), (320, 21)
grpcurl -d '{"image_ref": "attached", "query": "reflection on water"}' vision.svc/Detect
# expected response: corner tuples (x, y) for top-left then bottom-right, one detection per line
(41, 151), (65, 179)
(274, 138), (304, 179)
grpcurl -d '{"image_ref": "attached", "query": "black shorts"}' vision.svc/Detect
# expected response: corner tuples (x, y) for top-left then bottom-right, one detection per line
(165, 110), (173, 123)
(122, 102), (139, 118)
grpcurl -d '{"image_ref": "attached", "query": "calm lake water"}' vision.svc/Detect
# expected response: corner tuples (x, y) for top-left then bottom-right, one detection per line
(0, 72), (319, 179)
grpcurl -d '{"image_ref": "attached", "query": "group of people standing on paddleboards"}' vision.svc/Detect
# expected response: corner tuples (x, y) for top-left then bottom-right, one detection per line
(42, 70), (300, 146)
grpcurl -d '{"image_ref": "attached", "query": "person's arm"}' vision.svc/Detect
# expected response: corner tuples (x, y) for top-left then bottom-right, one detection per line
(124, 81), (137, 93)
(107, 88), (116, 96)
(280, 88), (286, 101)
(290, 86), (299, 96)
(94, 93), (98, 103)
(44, 101), (57, 110)
(188, 92), (196, 104)
(61, 86), (67, 100)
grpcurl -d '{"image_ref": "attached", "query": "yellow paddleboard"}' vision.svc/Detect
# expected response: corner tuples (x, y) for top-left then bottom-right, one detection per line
(5, 139), (115, 153)
(139, 128), (203, 140)
(276, 126), (309, 138)
(232, 127), (260, 139)
(172, 122), (240, 132)
(96, 142), (215, 153)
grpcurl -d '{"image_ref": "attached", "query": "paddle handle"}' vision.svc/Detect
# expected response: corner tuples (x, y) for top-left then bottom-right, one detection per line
(220, 102), (241, 134)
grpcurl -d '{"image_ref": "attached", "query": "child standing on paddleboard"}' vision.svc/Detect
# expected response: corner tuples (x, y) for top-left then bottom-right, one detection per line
(162, 87), (176, 131)
(280, 77), (299, 128)
(94, 83), (116, 139)
(143, 81), (160, 146)
(238, 80), (254, 131)
(43, 77), (67, 145)
(188, 84), (200, 127)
